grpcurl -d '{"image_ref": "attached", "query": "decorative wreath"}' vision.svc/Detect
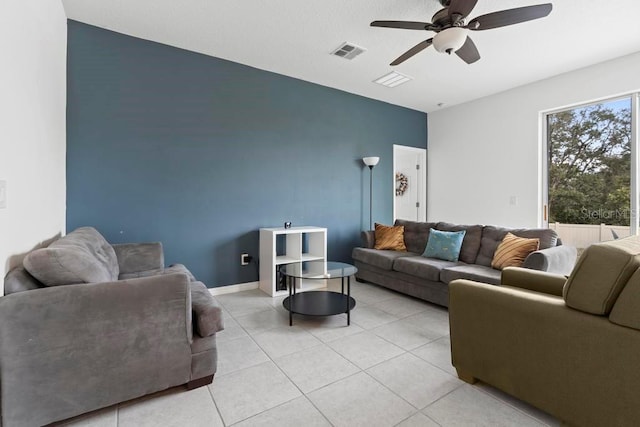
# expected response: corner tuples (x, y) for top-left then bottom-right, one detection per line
(395, 172), (408, 196)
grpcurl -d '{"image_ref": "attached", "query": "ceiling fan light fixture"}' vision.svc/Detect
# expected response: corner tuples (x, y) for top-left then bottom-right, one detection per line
(433, 27), (468, 54)
(372, 3), (552, 64)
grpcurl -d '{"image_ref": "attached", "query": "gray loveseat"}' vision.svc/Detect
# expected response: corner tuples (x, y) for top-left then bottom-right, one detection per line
(352, 220), (577, 307)
(1, 227), (223, 427)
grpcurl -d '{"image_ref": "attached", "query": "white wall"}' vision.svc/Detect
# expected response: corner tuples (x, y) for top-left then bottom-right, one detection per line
(0, 1), (67, 290)
(428, 52), (640, 228)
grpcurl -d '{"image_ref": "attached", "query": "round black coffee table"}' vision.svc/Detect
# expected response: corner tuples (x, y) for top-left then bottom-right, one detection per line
(280, 261), (357, 326)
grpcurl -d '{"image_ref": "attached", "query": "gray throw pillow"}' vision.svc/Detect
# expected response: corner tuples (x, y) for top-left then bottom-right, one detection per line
(23, 227), (119, 286)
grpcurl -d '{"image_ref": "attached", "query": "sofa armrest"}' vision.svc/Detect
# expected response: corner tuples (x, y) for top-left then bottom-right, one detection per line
(112, 242), (164, 274)
(361, 230), (375, 248)
(501, 267), (567, 297)
(190, 281), (224, 337)
(0, 273), (193, 427)
(521, 244), (577, 275)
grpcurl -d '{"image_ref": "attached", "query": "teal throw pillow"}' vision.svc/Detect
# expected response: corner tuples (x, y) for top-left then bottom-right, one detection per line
(422, 229), (466, 262)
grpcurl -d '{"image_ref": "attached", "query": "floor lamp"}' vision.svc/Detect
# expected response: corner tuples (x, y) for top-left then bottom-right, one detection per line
(362, 156), (380, 230)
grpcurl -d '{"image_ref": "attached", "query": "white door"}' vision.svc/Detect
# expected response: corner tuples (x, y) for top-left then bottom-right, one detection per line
(393, 145), (427, 222)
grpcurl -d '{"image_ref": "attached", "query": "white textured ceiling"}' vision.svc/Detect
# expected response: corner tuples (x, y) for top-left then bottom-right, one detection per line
(61, 0), (640, 113)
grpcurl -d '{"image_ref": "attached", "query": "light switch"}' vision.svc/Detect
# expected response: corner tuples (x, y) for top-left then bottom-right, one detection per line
(0, 180), (6, 209)
(509, 196), (518, 206)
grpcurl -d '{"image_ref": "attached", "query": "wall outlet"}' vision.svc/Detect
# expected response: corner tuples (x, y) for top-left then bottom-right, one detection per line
(241, 253), (251, 266)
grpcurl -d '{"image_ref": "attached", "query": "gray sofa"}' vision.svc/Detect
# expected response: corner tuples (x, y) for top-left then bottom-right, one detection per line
(352, 219), (577, 307)
(1, 227), (223, 427)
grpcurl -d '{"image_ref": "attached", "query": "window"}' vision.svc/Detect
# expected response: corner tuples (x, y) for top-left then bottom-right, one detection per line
(544, 94), (639, 248)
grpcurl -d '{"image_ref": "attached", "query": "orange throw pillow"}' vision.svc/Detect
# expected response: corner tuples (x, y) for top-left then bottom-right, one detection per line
(491, 232), (540, 270)
(374, 223), (407, 251)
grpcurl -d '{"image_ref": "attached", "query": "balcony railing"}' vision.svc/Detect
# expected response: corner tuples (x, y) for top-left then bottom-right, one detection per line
(549, 222), (632, 249)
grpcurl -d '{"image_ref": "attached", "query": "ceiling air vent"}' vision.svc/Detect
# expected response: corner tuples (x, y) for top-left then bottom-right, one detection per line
(374, 71), (413, 88)
(331, 42), (366, 60)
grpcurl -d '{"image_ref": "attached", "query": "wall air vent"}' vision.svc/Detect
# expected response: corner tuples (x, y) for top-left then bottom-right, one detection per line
(374, 71), (413, 88)
(331, 42), (366, 60)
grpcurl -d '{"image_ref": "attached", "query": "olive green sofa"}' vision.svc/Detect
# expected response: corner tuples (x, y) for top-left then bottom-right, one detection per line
(449, 236), (640, 427)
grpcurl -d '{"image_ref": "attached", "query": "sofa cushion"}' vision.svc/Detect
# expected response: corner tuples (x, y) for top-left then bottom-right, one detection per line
(476, 226), (558, 267)
(394, 219), (438, 254)
(609, 267), (640, 330)
(112, 242), (164, 274)
(374, 223), (407, 251)
(441, 264), (502, 285)
(435, 222), (483, 264)
(352, 247), (416, 271)
(393, 256), (460, 282)
(491, 233), (540, 270)
(23, 227), (119, 286)
(118, 264), (196, 281)
(4, 267), (45, 295)
(190, 281), (224, 337)
(423, 229), (466, 262)
(563, 236), (640, 315)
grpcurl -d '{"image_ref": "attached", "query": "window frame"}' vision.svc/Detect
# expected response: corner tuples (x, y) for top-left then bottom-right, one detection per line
(541, 92), (640, 235)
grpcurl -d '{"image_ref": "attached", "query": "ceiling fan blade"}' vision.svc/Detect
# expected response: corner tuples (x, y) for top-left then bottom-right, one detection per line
(390, 39), (433, 65)
(448, 0), (478, 20)
(371, 20), (431, 30)
(466, 4), (552, 31)
(455, 36), (480, 64)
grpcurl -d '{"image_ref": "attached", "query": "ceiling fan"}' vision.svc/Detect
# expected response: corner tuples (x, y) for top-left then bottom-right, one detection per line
(371, 0), (552, 65)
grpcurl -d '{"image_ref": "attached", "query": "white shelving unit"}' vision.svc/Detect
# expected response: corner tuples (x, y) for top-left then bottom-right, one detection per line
(259, 226), (327, 297)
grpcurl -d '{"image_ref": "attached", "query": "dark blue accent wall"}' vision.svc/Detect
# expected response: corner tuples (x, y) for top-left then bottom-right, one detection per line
(66, 21), (427, 287)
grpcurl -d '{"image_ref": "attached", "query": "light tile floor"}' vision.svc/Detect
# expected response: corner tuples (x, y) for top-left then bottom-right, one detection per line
(59, 280), (560, 427)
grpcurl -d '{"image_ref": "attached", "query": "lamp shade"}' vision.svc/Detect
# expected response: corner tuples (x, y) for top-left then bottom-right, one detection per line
(433, 27), (468, 54)
(362, 156), (380, 167)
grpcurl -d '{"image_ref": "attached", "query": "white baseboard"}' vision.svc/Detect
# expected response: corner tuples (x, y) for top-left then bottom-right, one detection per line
(208, 281), (259, 296)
